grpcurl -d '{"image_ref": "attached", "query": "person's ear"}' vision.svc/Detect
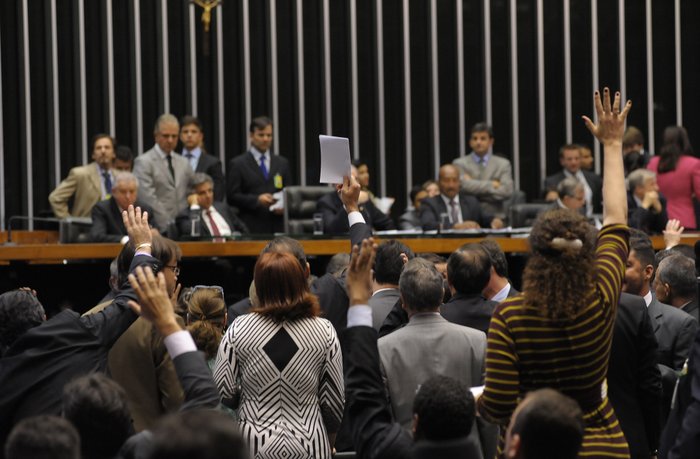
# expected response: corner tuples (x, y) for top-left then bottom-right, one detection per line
(411, 413), (419, 437)
(400, 253), (409, 265)
(504, 433), (521, 459)
(643, 264), (654, 282)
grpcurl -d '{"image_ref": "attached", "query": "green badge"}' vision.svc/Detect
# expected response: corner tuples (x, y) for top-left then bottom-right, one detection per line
(273, 173), (283, 189)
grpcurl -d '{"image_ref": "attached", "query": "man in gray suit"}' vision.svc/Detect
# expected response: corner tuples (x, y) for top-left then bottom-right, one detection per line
(378, 257), (489, 457)
(134, 114), (195, 230)
(452, 122), (514, 217)
(369, 240), (414, 330)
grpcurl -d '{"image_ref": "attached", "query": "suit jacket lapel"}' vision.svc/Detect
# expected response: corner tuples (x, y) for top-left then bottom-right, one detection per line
(89, 164), (102, 196)
(649, 300), (663, 332)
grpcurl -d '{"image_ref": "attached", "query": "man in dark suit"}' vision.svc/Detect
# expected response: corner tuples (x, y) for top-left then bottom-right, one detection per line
(317, 190), (396, 235)
(420, 164), (503, 231)
(317, 164), (396, 234)
(89, 172), (159, 242)
(176, 173), (249, 239)
(341, 239), (481, 458)
(656, 254), (699, 322)
(226, 116), (292, 234)
(378, 242), (498, 337)
(607, 292), (662, 459)
(627, 169), (668, 235)
(659, 320), (700, 458)
(479, 239), (520, 302)
(440, 243), (498, 334)
(369, 240), (413, 330)
(623, 234), (698, 423)
(0, 206), (157, 449)
(178, 116), (225, 201)
(543, 144), (603, 215)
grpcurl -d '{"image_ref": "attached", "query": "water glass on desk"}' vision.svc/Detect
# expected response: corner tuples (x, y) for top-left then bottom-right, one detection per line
(313, 213), (324, 235)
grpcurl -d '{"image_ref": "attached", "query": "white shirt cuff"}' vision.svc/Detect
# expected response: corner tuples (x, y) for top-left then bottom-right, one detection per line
(347, 305), (372, 328)
(348, 211), (366, 227)
(164, 330), (198, 359)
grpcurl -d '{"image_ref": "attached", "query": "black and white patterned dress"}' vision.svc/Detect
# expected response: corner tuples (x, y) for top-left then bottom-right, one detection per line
(213, 313), (344, 458)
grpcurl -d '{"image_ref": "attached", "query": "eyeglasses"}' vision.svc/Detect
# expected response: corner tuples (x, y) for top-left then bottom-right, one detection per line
(164, 265), (181, 276)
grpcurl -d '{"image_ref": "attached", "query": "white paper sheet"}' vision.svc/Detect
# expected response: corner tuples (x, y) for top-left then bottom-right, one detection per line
(319, 135), (351, 184)
(269, 191), (284, 212)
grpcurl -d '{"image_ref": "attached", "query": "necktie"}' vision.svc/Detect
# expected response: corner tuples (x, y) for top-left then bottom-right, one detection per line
(207, 210), (221, 237)
(450, 199), (459, 224)
(166, 155), (175, 180)
(259, 154), (269, 180)
(102, 171), (112, 195)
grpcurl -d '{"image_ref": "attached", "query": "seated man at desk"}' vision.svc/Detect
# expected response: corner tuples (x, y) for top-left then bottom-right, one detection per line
(176, 173), (248, 239)
(89, 172), (159, 243)
(317, 165), (395, 235)
(420, 164), (503, 231)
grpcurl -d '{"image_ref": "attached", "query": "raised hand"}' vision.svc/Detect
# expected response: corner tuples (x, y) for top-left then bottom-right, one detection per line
(582, 87), (632, 145)
(346, 238), (377, 306)
(127, 266), (181, 336)
(663, 218), (684, 249)
(339, 174), (361, 213)
(122, 205), (153, 253)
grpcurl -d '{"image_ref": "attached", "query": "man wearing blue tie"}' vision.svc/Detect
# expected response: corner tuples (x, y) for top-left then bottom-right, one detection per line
(226, 116), (292, 234)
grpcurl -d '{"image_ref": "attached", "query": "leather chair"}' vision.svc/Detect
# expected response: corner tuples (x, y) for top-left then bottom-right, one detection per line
(509, 203), (551, 228)
(283, 186), (334, 234)
(59, 217), (93, 243)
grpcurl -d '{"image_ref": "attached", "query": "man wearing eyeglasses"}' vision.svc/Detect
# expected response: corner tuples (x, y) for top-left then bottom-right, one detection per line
(84, 234), (185, 431)
(176, 173), (249, 240)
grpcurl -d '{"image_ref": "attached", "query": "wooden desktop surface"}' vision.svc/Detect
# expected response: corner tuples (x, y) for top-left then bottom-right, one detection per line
(0, 230), (695, 263)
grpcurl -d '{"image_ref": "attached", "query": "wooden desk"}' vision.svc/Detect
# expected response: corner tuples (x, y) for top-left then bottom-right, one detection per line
(0, 232), (696, 263)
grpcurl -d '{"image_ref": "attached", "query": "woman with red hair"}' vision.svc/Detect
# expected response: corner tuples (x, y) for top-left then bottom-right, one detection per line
(213, 251), (343, 458)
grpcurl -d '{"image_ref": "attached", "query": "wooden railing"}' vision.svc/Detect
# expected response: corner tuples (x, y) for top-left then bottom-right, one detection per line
(0, 231), (695, 263)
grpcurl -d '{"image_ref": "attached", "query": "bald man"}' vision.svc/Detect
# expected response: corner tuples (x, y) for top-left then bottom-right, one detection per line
(420, 164), (503, 231)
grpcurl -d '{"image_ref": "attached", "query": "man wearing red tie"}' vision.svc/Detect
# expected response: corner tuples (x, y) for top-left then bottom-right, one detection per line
(177, 173), (249, 239)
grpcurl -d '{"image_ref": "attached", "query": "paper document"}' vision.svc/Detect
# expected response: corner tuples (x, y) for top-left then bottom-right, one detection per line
(269, 191), (284, 212)
(319, 135), (351, 184)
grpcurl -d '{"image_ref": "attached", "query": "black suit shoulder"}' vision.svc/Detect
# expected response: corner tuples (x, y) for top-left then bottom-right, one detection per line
(608, 293), (662, 456)
(196, 152), (226, 202)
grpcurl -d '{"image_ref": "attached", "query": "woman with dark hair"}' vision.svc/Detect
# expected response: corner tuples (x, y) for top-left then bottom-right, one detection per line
(647, 125), (700, 229)
(478, 89), (632, 457)
(213, 251), (343, 459)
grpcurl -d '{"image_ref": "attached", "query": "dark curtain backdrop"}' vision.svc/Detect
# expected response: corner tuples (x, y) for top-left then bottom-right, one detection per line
(2, 0), (700, 228)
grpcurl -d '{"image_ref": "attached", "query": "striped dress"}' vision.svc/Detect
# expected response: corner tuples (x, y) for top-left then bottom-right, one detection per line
(213, 314), (344, 459)
(478, 224), (630, 458)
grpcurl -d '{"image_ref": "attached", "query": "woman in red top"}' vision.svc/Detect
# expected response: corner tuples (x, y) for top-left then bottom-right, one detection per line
(647, 126), (700, 229)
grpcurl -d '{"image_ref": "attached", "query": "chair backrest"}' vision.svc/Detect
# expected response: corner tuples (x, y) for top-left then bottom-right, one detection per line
(283, 186), (334, 234)
(509, 203), (551, 228)
(59, 217), (93, 243)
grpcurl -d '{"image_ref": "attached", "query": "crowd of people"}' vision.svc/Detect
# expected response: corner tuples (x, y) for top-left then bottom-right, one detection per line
(45, 101), (699, 241)
(1, 88), (700, 459)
